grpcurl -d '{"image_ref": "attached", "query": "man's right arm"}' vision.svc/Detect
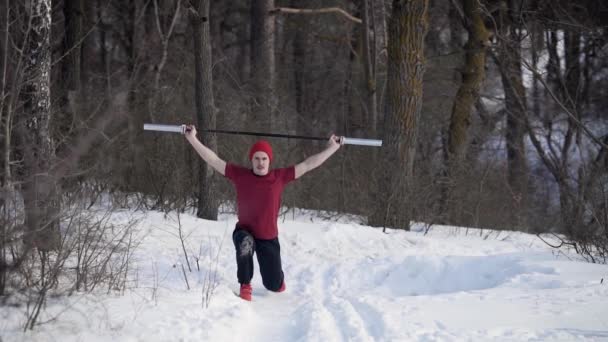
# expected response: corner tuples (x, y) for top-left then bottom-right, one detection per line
(183, 125), (227, 176)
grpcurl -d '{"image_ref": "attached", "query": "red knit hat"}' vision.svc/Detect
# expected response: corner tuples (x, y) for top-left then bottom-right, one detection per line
(249, 140), (273, 163)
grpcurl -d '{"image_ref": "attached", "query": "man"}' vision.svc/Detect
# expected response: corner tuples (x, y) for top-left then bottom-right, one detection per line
(183, 125), (343, 301)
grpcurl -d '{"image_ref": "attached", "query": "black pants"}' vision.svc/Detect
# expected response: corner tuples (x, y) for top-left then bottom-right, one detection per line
(232, 227), (284, 291)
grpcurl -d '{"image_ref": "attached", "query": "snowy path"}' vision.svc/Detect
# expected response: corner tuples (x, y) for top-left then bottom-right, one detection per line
(3, 209), (608, 341)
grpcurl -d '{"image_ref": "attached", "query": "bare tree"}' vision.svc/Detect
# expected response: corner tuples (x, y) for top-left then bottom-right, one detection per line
(0, 0), (14, 193)
(126, 0), (146, 192)
(151, 0), (182, 120)
(291, 0), (309, 125)
(370, 0), (429, 230)
(361, 0), (379, 136)
(445, 0), (489, 167)
(188, 0), (218, 219)
(441, 0), (490, 222)
(250, 0), (276, 130)
(55, 0), (83, 156)
(491, 0), (529, 228)
(61, 0), (82, 92)
(18, 0), (60, 251)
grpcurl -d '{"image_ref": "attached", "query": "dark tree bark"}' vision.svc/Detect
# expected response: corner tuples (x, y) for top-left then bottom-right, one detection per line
(0, 0), (11, 189)
(0, 0), (10, 296)
(564, 30), (582, 143)
(441, 0), (490, 223)
(123, 0), (147, 192)
(445, 0), (489, 166)
(250, 0), (276, 130)
(62, 0), (82, 91)
(238, 7), (250, 87)
(291, 0), (307, 122)
(495, 0), (528, 226)
(19, 0), (60, 251)
(530, 21), (542, 119)
(78, 0), (96, 105)
(545, 29), (560, 93)
(190, 0), (218, 219)
(369, 0), (429, 230)
(361, 0), (378, 136)
(56, 0), (82, 155)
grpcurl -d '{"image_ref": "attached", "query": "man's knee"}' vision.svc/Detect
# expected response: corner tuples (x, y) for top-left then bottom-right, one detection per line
(233, 230), (254, 258)
(263, 277), (283, 292)
(262, 268), (283, 291)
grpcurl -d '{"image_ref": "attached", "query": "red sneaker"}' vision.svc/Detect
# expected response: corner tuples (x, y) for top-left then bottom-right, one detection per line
(240, 283), (252, 301)
(277, 281), (286, 292)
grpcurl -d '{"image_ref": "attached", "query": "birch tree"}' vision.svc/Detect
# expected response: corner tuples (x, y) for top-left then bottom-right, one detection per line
(19, 0), (59, 250)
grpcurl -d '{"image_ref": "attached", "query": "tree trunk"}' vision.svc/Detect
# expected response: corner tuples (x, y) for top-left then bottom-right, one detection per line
(369, 0), (429, 230)
(581, 36), (592, 112)
(237, 10), (250, 89)
(564, 30), (582, 144)
(56, 0), (82, 155)
(373, 0), (388, 61)
(1, 0), (11, 189)
(531, 22), (542, 118)
(250, 0), (276, 131)
(361, 0), (378, 136)
(347, 16), (365, 138)
(445, 0), (489, 165)
(99, 1), (110, 99)
(496, 2), (528, 228)
(62, 0), (82, 91)
(0, 0), (10, 296)
(291, 0), (308, 125)
(441, 0), (490, 223)
(79, 0), (96, 106)
(125, 0), (146, 192)
(19, 0), (60, 251)
(545, 29), (560, 94)
(559, 29), (583, 234)
(191, 0), (218, 220)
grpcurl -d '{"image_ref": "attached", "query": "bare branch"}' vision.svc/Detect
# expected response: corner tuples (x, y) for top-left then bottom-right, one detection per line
(448, 0), (465, 22)
(536, 233), (564, 249)
(271, 7), (362, 24)
(153, 0), (181, 42)
(152, 0), (182, 115)
(520, 58), (608, 150)
(184, 0), (207, 22)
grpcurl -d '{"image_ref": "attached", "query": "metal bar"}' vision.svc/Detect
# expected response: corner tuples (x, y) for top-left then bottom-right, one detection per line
(204, 128), (327, 141)
(143, 123), (383, 147)
(143, 123), (183, 133)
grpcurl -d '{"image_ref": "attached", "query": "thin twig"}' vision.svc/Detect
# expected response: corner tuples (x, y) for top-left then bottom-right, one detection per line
(271, 7), (362, 24)
(520, 57), (608, 150)
(177, 212), (192, 272)
(181, 263), (190, 290)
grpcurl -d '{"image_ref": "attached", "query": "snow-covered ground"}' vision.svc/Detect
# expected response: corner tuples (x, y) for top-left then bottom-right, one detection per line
(2, 208), (608, 342)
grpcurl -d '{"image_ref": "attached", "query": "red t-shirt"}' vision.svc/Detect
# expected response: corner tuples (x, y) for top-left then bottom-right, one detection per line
(224, 163), (296, 239)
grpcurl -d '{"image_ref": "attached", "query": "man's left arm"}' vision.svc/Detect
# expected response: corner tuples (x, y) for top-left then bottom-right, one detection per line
(294, 134), (343, 179)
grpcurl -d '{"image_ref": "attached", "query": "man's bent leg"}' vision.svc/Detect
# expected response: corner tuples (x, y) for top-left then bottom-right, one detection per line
(232, 228), (255, 285)
(256, 238), (284, 292)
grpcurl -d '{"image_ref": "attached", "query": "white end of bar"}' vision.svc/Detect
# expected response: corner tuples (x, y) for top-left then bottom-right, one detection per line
(143, 124), (184, 134)
(342, 137), (382, 147)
